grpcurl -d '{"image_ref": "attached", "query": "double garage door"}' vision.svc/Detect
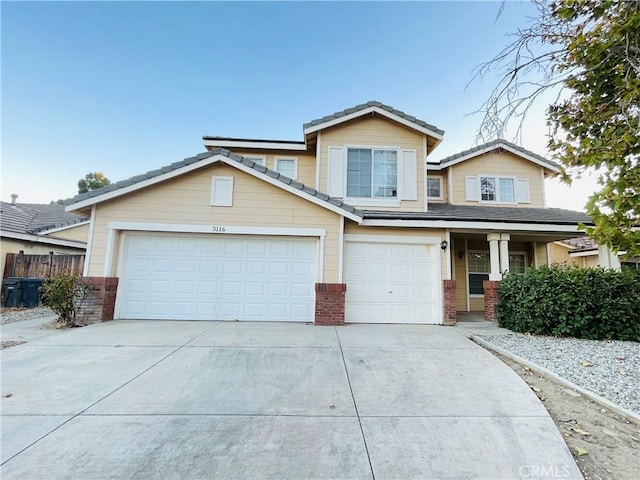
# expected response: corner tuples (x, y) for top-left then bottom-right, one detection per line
(118, 234), (318, 321)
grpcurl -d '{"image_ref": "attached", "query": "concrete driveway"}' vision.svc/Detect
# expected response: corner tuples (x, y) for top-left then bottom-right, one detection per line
(1, 321), (581, 479)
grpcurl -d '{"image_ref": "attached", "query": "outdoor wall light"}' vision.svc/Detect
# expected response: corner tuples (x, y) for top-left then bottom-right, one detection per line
(440, 240), (448, 251)
(458, 251), (465, 260)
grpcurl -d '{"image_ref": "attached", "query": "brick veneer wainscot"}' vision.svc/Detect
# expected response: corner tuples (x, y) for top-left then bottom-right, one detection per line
(76, 277), (119, 325)
(482, 280), (501, 322)
(315, 283), (346, 326)
(443, 279), (457, 325)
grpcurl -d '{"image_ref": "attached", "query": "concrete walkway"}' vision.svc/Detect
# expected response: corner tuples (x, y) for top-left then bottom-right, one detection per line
(1, 321), (582, 479)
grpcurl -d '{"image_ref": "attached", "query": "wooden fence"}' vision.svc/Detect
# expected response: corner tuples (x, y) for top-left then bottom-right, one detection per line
(3, 253), (85, 279)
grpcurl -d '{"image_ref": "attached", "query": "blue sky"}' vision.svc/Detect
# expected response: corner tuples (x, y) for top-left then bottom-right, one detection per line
(2, 1), (596, 208)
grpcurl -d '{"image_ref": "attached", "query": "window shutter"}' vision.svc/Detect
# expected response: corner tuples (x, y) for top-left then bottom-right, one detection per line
(327, 147), (344, 197)
(210, 176), (234, 206)
(516, 178), (530, 203)
(400, 150), (418, 200)
(465, 176), (479, 201)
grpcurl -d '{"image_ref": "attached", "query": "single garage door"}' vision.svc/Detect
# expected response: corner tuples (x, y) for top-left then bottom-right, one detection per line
(118, 233), (317, 321)
(344, 239), (440, 324)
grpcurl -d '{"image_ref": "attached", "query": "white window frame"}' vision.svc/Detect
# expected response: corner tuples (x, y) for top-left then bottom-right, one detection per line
(479, 175), (517, 204)
(426, 175), (444, 200)
(274, 156), (298, 179)
(343, 144), (401, 207)
(467, 250), (491, 297)
(467, 250), (528, 296)
(243, 155), (266, 167)
(508, 251), (528, 274)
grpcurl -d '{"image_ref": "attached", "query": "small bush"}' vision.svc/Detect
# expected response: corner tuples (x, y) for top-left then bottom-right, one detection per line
(496, 264), (640, 341)
(41, 275), (91, 327)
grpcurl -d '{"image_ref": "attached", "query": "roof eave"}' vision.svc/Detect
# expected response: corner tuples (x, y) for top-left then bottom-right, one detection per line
(438, 142), (561, 173)
(303, 105), (444, 143)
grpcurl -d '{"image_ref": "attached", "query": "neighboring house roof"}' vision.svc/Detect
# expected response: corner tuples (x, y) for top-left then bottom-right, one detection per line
(562, 236), (597, 251)
(302, 101), (445, 143)
(433, 139), (561, 173)
(0, 202), (88, 249)
(0, 202), (88, 235)
(362, 203), (593, 226)
(65, 149), (364, 222)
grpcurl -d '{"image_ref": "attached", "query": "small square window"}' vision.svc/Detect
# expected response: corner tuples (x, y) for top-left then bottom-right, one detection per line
(427, 177), (443, 199)
(275, 158), (297, 179)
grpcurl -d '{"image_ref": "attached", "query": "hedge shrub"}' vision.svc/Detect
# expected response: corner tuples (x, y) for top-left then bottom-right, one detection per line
(496, 264), (640, 341)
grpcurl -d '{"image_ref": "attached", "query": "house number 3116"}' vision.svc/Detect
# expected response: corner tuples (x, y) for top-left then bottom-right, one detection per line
(212, 226), (226, 233)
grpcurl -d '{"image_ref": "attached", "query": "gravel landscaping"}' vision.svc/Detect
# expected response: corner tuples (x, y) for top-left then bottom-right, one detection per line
(1, 306), (56, 325)
(477, 333), (640, 415)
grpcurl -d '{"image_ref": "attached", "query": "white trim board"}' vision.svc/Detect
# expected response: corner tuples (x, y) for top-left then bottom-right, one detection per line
(203, 139), (307, 151)
(66, 153), (363, 223)
(433, 142), (561, 173)
(36, 221), (90, 236)
(360, 219), (586, 233)
(303, 106), (444, 143)
(1, 231), (87, 249)
(106, 222), (327, 237)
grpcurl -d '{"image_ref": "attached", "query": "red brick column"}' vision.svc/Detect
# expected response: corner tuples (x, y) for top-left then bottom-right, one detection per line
(443, 280), (457, 325)
(483, 280), (501, 322)
(315, 283), (346, 326)
(76, 277), (119, 325)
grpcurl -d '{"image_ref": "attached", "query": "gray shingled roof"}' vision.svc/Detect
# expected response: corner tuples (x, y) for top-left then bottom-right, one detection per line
(437, 139), (561, 170)
(0, 202), (88, 235)
(303, 101), (445, 136)
(362, 203), (593, 226)
(66, 149), (364, 218)
(562, 236), (598, 251)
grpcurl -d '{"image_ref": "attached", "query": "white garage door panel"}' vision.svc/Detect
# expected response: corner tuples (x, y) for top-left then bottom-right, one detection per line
(119, 234), (317, 321)
(344, 241), (440, 324)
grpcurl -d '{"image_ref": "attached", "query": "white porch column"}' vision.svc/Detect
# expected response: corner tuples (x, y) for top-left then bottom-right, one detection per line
(487, 233), (502, 281)
(499, 233), (511, 274)
(598, 245), (621, 271)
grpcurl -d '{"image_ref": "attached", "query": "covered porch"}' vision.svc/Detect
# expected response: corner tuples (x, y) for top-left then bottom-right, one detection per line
(444, 230), (621, 323)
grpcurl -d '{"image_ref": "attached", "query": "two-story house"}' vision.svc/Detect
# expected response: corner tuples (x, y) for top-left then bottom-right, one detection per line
(65, 101), (608, 325)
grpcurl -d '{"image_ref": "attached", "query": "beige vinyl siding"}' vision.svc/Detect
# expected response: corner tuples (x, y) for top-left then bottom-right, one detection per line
(584, 255), (599, 268)
(343, 223), (447, 280)
(450, 152), (545, 207)
(320, 116), (426, 211)
(535, 242), (549, 266)
(0, 239), (85, 278)
(88, 164), (341, 281)
(229, 151), (316, 187)
(46, 223), (90, 243)
(548, 242), (581, 265)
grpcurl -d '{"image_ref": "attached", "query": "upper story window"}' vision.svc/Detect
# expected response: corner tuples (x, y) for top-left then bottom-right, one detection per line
(427, 176), (443, 200)
(347, 148), (398, 198)
(480, 176), (515, 203)
(275, 157), (298, 179)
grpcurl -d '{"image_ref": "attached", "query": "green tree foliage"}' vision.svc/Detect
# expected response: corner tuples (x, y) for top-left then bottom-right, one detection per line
(78, 172), (111, 194)
(474, 0), (640, 255)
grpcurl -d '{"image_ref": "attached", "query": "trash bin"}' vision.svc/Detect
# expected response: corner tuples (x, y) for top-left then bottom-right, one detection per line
(2, 277), (23, 307)
(20, 278), (44, 308)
